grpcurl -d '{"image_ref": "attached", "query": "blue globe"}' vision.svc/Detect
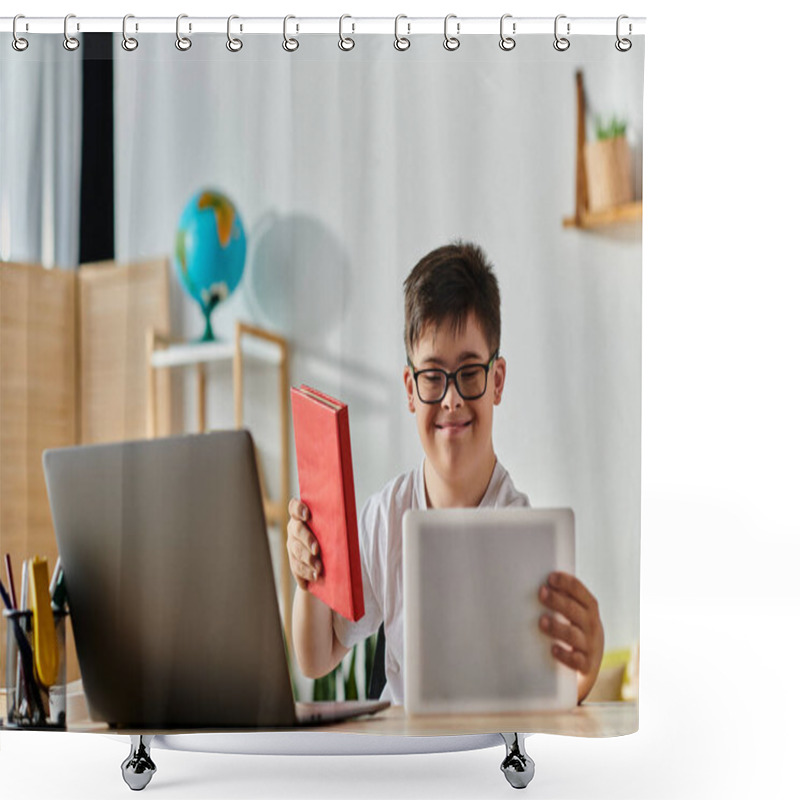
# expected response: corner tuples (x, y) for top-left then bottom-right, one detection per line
(173, 189), (247, 341)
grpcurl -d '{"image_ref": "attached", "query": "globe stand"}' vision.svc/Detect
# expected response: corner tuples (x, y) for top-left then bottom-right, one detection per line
(198, 296), (221, 343)
(200, 311), (216, 342)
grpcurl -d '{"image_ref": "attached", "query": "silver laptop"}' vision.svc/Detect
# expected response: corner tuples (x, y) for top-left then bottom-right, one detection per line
(403, 508), (577, 714)
(43, 430), (388, 729)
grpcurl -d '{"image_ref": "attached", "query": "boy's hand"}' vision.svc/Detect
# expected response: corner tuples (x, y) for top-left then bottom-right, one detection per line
(287, 498), (323, 591)
(538, 572), (604, 703)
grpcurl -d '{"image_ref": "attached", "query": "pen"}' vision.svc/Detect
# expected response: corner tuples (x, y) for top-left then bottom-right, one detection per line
(6, 566), (45, 725)
(0, 575), (14, 611)
(4, 554), (17, 610)
(49, 557), (62, 597)
(20, 560), (28, 609)
(51, 571), (67, 611)
(16, 560), (29, 716)
(1, 577), (46, 722)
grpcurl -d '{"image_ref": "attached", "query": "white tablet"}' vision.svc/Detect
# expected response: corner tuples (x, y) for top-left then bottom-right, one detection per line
(403, 508), (577, 715)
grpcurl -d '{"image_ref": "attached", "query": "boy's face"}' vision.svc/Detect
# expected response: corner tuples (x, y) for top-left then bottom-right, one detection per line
(403, 312), (506, 484)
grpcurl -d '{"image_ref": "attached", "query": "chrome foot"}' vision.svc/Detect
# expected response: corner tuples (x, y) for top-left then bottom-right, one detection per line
(121, 735), (157, 791)
(500, 733), (535, 790)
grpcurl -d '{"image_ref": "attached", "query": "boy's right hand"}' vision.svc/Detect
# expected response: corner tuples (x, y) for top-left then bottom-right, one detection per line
(287, 498), (323, 591)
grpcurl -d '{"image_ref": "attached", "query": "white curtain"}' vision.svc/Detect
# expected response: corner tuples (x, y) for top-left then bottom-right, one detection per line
(0, 35), (82, 267)
(114, 33), (643, 652)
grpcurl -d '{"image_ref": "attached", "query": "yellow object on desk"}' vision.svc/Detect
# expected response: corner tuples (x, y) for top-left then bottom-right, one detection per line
(28, 556), (59, 687)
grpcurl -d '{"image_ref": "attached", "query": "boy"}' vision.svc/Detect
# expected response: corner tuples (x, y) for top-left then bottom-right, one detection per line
(288, 242), (604, 704)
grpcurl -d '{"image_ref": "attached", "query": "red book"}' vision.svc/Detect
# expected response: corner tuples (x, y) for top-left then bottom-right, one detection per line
(290, 385), (364, 622)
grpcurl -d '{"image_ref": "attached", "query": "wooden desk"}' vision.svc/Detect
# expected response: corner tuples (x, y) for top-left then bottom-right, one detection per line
(56, 687), (636, 739)
(342, 702), (638, 738)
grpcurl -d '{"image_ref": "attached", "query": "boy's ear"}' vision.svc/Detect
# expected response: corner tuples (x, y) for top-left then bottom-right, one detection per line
(403, 365), (416, 412)
(492, 356), (507, 406)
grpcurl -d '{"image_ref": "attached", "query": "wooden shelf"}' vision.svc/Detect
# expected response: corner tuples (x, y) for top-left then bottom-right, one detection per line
(150, 339), (235, 368)
(149, 335), (284, 369)
(563, 200), (642, 229)
(563, 70), (641, 231)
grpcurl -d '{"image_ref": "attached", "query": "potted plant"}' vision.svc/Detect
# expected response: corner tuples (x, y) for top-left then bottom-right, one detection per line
(583, 116), (633, 213)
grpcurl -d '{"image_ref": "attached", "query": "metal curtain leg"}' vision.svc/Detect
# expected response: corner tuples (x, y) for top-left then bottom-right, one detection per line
(500, 732), (535, 789)
(121, 735), (157, 791)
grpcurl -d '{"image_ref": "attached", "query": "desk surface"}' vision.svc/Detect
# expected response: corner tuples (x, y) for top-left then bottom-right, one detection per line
(3, 685), (637, 738)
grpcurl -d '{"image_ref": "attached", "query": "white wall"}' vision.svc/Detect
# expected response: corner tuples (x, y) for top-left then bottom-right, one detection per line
(114, 33), (643, 651)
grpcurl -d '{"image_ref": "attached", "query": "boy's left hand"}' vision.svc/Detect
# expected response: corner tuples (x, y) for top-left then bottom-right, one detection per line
(538, 572), (604, 703)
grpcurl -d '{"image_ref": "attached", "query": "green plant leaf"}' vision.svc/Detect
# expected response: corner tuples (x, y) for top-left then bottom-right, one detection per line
(594, 115), (606, 141)
(365, 633), (376, 693)
(594, 114), (627, 141)
(345, 648), (358, 700)
(313, 664), (340, 701)
(610, 116), (626, 138)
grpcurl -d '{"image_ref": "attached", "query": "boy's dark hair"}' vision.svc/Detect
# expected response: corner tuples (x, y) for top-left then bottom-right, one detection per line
(403, 241), (501, 358)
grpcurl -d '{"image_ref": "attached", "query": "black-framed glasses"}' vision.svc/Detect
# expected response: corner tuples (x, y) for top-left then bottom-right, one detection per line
(408, 351), (499, 404)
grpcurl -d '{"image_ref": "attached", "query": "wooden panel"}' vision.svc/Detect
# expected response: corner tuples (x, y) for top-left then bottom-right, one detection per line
(78, 259), (172, 443)
(1, 259), (173, 687)
(0, 262), (78, 682)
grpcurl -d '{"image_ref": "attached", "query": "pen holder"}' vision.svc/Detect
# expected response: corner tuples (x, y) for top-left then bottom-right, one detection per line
(3, 608), (68, 729)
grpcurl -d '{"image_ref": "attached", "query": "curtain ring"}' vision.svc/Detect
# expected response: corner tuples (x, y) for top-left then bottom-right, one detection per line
(122, 14), (138, 51)
(443, 14), (460, 51)
(175, 14), (192, 51)
(615, 15), (632, 52)
(12, 15), (28, 52)
(227, 15), (243, 52)
(553, 14), (570, 51)
(339, 14), (355, 51)
(394, 14), (410, 51)
(63, 13), (80, 51)
(499, 14), (515, 51)
(282, 15), (299, 51)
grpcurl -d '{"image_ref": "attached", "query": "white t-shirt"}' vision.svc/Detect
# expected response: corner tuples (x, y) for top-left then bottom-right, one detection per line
(332, 458), (530, 703)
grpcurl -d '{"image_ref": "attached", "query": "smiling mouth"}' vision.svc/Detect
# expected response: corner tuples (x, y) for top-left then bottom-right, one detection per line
(436, 420), (472, 431)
